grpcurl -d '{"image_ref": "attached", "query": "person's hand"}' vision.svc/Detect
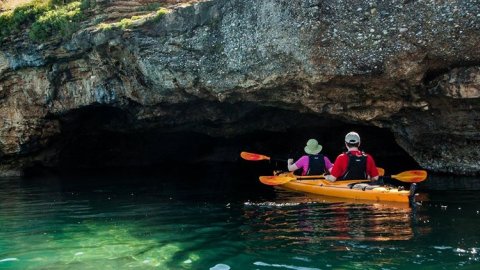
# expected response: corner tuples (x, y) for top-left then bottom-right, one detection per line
(287, 159), (294, 165)
(325, 175), (336, 182)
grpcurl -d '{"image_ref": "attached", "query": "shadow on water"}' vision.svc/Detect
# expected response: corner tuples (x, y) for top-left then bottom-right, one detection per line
(421, 173), (480, 191)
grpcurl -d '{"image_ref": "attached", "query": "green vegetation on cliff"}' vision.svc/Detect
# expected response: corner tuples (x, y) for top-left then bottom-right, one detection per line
(0, 0), (93, 43)
(97, 7), (169, 31)
(0, 0), (171, 43)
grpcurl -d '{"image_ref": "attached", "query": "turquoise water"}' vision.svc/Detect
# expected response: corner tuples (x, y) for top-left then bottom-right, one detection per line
(0, 169), (479, 269)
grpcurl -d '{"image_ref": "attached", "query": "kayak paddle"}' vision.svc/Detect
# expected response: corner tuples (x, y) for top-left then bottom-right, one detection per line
(387, 170), (427, 183)
(259, 167), (382, 186)
(240, 152), (271, 161)
(259, 174), (368, 186)
(240, 151), (287, 162)
(259, 169), (427, 186)
(259, 175), (295, 185)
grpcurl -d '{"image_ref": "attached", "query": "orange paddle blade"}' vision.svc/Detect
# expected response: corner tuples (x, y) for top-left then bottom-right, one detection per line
(392, 170), (427, 183)
(240, 152), (271, 161)
(259, 175), (294, 185)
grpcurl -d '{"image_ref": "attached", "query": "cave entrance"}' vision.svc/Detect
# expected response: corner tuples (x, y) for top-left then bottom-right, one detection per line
(34, 106), (420, 177)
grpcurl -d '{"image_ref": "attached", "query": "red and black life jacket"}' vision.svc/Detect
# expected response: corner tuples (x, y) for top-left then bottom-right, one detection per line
(340, 152), (367, 180)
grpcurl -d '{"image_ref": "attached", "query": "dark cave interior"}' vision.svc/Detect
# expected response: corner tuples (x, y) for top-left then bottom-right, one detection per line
(30, 105), (421, 178)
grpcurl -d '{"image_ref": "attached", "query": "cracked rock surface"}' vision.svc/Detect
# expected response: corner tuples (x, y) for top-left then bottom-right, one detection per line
(0, 0), (479, 175)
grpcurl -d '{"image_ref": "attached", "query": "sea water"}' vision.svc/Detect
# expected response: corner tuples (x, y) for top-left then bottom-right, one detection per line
(0, 167), (479, 270)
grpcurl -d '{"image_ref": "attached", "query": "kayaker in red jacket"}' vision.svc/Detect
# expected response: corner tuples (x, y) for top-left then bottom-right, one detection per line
(325, 132), (379, 182)
(287, 138), (333, 176)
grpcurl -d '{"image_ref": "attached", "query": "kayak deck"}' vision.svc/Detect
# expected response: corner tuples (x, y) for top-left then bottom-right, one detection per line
(279, 179), (415, 203)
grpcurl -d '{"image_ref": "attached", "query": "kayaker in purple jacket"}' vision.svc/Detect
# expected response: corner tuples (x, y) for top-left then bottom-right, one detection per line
(287, 139), (333, 176)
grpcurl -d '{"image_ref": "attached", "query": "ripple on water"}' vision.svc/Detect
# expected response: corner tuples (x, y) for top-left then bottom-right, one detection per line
(0, 258), (19, 263)
(254, 261), (321, 270)
(433, 246), (453, 250)
(210, 263), (231, 270)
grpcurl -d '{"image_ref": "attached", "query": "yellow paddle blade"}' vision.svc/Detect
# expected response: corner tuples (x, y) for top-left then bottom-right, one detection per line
(259, 175), (294, 185)
(241, 152), (271, 161)
(392, 170), (428, 183)
(377, 167), (385, 176)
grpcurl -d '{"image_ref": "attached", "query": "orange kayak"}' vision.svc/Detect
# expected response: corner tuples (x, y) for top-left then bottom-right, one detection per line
(275, 174), (416, 204)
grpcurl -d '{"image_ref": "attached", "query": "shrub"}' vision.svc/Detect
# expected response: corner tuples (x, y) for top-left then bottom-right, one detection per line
(0, 1), (49, 39)
(29, 1), (83, 41)
(97, 22), (113, 30)
(0, 0), (92, 43)
(97, 11), (166, 31)
(154, 7), (169, 22)
(156, 7), (169, 17)
(118, 18), (133, 29)
(0, 11), (14, 38)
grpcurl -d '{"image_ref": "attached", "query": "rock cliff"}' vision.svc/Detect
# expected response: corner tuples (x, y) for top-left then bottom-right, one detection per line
(0, 0), (479, 175)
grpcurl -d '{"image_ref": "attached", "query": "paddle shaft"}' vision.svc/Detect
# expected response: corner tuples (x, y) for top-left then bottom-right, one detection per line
(260, 169), (426, 186)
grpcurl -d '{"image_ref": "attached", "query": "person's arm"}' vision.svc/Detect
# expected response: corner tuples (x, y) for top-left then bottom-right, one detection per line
(287, 159), (299, 172)
(288, 156), (309, 174)
(366, 155), (379, 181)
(325, 154), (347, 182)
(324, 156), (333, 173)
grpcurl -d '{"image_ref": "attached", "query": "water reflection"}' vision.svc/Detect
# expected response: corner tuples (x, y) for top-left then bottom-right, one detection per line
(242, 190), (421, 245)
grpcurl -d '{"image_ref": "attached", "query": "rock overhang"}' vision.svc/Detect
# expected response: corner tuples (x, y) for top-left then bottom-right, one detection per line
(0, 0), (479, 175)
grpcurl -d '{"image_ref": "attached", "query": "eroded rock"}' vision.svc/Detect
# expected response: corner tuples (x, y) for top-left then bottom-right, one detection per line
(0, 0), (479, 175)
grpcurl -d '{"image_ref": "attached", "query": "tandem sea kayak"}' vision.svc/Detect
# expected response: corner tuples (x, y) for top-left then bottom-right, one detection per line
(265, 173), (417, 204)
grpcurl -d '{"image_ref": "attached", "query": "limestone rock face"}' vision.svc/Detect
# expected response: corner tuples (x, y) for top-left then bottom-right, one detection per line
(0, 0), (479, 175)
